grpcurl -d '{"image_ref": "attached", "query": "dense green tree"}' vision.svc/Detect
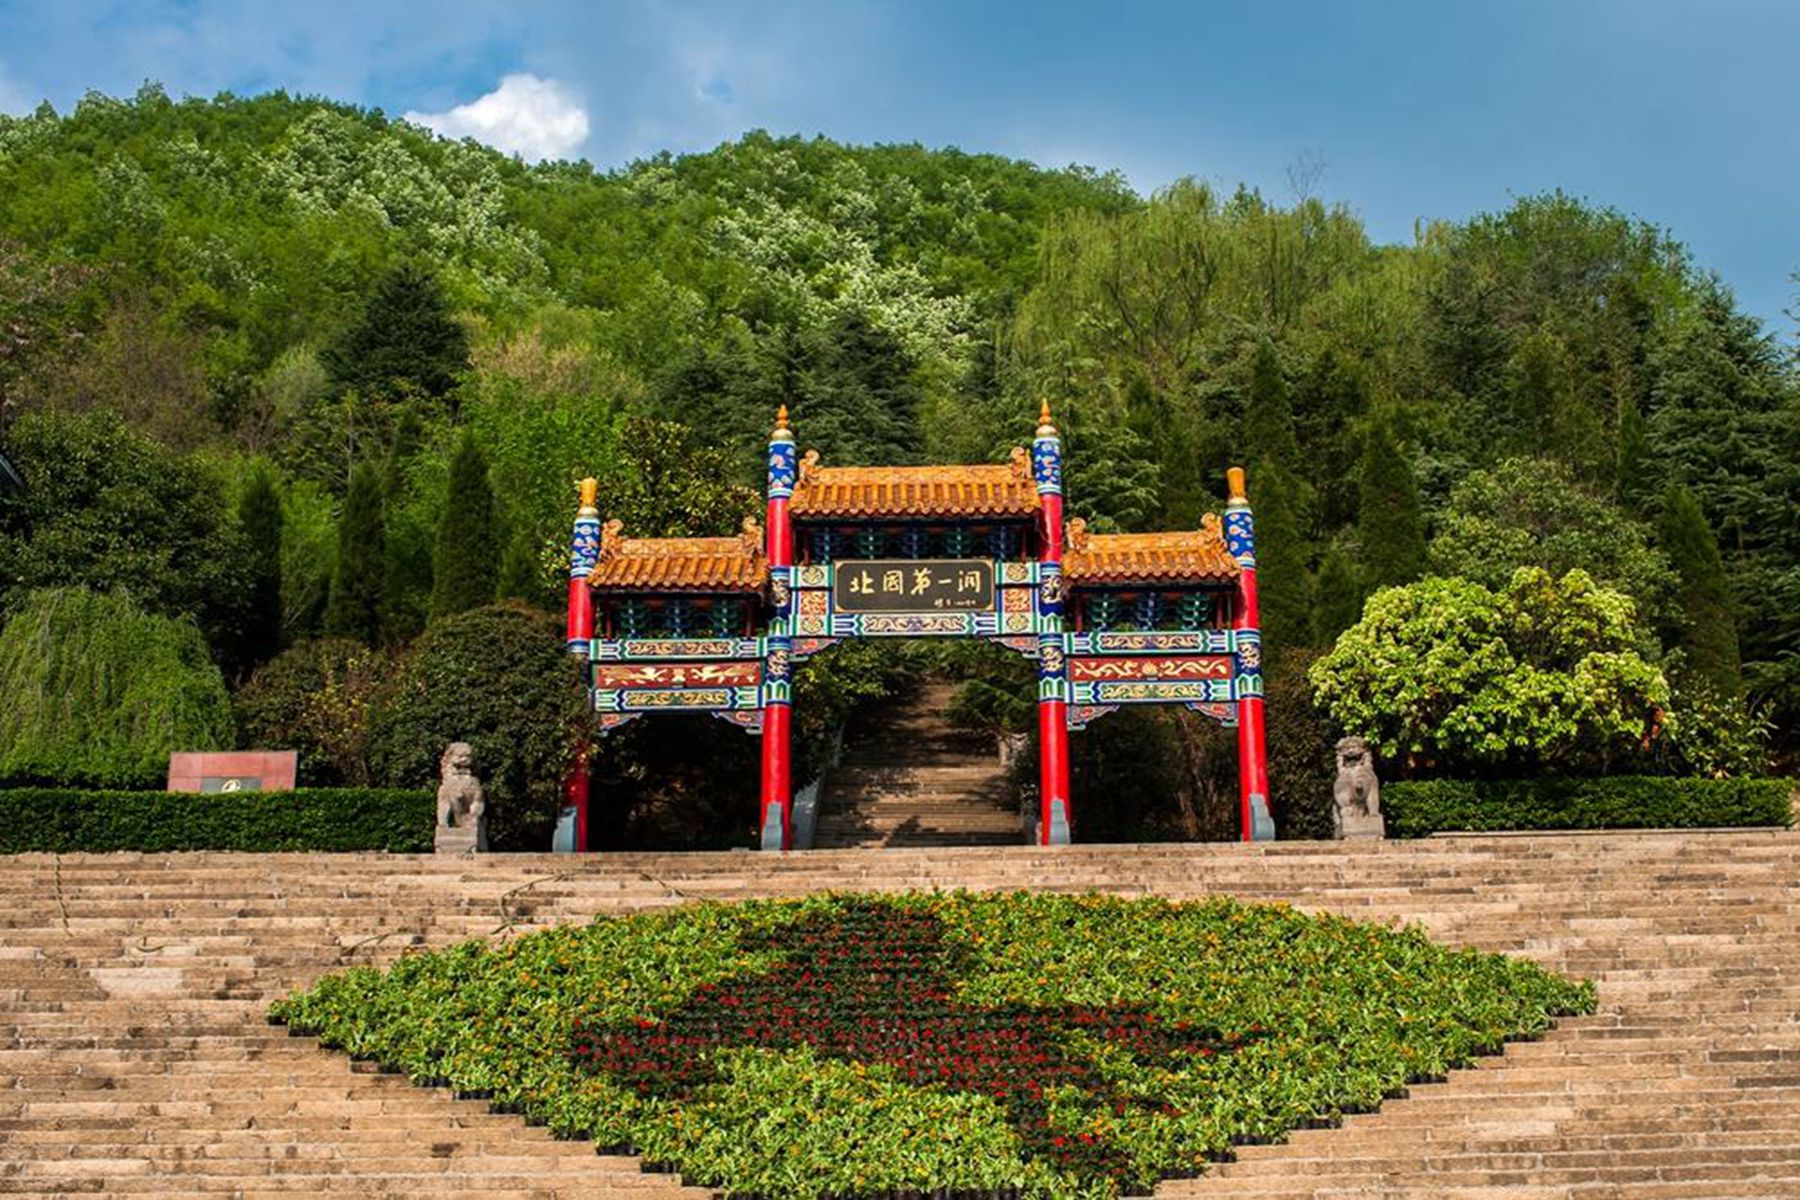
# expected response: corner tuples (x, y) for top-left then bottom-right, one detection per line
(0, 410), (250, 649)
(0, 587), (234, 787)
(234, 637), (392, 786)
(379, 407), (433, 642)
(1615, 389), (1652, 513)
(1311, 569), (1670, 777)
(1356, 415), (1426, 590)
(1656, 485), (1742, 697)
(236, 463), (285, 670)
(604, 417), (760, 538)
(323, 464), (386, 644)
(1428, 457), (1674, 619)
(1242, 340), (1300, 469)
(369, 602), (590, 850)
(1312, 544), (1363, 646)
(798, 310), (925, 467)
(321, 263), (470, 403)
(430, 430), (499, 621)
(1248, 458), (1315, 654)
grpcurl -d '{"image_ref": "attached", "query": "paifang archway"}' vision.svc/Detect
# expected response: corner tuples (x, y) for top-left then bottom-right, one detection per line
(563, 405), (1271, 851)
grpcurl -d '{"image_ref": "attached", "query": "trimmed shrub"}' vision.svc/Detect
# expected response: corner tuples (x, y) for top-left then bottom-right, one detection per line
(369, 601), (589, 851)
(1383, 776), (1796, 838)
(233, 637), (393, 786)
(0, 587), (234, 789)
(0, 787), (433, 853)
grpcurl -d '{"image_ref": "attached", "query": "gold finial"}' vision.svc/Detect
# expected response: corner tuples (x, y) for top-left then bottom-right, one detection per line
(577, 477), (598, 514)
(773, 404), (793, 441)
(1036, 399), (1058, 439)
(1226, 466), (1248, 503)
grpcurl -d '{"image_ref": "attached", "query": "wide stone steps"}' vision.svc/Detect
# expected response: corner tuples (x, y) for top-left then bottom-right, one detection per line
(814, 681), (1022, 849)
(6, 831), (1800, 1191)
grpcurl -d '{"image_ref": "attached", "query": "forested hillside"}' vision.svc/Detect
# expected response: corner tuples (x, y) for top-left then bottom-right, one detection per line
(2, 86), (1794, 840)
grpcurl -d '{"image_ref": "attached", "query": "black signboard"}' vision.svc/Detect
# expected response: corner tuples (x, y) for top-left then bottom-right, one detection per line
(833, 559), (995, 612)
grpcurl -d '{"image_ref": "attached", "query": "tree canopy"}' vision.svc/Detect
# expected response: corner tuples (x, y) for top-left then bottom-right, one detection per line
(0, 85), (1795, 830)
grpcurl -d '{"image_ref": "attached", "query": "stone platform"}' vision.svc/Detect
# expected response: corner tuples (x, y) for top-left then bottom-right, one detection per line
(3, 831), (1799, 1196)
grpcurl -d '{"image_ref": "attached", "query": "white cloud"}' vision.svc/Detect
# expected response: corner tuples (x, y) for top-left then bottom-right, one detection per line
(404, 73), (589, 162)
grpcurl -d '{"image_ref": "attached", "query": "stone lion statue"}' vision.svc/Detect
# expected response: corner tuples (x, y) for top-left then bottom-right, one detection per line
(1332, 736), (1384, 840)
(435, 742), (487, 853)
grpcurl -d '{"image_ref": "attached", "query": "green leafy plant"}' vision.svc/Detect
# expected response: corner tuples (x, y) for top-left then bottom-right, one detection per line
(0, 786), (433, 852)
(1310, 567), (1671, 776)
(1382, 776), (1795, 838)
(273, 891), (1594, 1199)
(0, 587), (234, 788)
(368, 601), (590, 850)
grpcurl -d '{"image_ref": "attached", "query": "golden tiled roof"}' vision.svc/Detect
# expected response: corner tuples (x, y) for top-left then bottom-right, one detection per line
(586, 517), (768, 593)
(1063, 516), (1241, 586)
(789, 448), (1040, 520)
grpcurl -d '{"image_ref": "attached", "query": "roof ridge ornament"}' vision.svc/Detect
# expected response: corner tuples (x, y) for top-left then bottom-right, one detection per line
(739, 515), (765, 557)
(599, 517), (625, 560)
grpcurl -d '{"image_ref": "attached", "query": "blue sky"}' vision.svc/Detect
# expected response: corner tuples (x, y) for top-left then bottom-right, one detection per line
(0, 0), (1795, 332)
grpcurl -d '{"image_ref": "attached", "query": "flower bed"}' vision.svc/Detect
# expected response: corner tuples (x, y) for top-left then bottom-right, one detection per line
(271, 892), (1594, 1198)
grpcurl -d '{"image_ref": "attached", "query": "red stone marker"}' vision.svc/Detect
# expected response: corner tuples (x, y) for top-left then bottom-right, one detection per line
(167, 751), (298, 794)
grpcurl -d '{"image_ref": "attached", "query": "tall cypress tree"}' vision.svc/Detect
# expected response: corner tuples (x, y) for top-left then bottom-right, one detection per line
(1615, 389), (1652, 514)
(1357, 414), (1427, 590)
(1243, 340), (1300, 470)
(430, 429), (498, 622)
(324, 464), (386, 644)
(381, 408), (432, 643)
(1312, 544), (1363, 646)
(1657, 484), (1742, 696)
(236, 463), (284, 669)
(1248, 458), (1315, 656)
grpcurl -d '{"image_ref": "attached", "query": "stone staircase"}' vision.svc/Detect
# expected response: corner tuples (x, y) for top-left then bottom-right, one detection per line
(0, 831), (1798, 1196)
(811, 679), (1023, 848)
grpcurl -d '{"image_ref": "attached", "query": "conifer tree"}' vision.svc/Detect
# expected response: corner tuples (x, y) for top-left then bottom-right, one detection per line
(322, 262), (470, 404)
(429, 429), (498, 622)
(1312, 544), (1363, 646)
(1243, 340), (1300, 469)
(1357, 415), (1427, 590)
(236, 463), (284, 669)
(1657, 484), (1743, 696)
(381, 408), (431, 643)
(1248, 458), (1315, 655)
(324, 464), (386, 644)
(1615, 389), (1652, 513)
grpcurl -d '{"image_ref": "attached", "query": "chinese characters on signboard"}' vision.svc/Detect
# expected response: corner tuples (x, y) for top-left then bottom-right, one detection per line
(831, 559), (996, 612)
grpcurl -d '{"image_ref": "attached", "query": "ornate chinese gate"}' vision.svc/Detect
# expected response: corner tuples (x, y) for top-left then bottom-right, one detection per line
(564, 405), (1271, 850)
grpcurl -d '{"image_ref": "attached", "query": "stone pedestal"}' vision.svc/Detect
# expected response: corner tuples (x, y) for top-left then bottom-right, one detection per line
(1335, 812), (1386, 840)
(434, 824), (482, 854)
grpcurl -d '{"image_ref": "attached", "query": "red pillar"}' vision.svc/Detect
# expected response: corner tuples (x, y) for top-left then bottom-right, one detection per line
(562, 478), (601, 851)
(759, 407), (798, 850)
(1225, 467), (1273, 842)
(1033, 403), (1073, 845)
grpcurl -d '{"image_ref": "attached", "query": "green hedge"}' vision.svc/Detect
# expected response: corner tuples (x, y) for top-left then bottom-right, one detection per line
(1383, 777), (1797, 838)
(0, 787), (435, 853)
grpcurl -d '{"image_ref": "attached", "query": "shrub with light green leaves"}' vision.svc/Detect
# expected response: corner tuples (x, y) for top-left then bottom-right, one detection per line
(1310, 567), (1670, 776)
